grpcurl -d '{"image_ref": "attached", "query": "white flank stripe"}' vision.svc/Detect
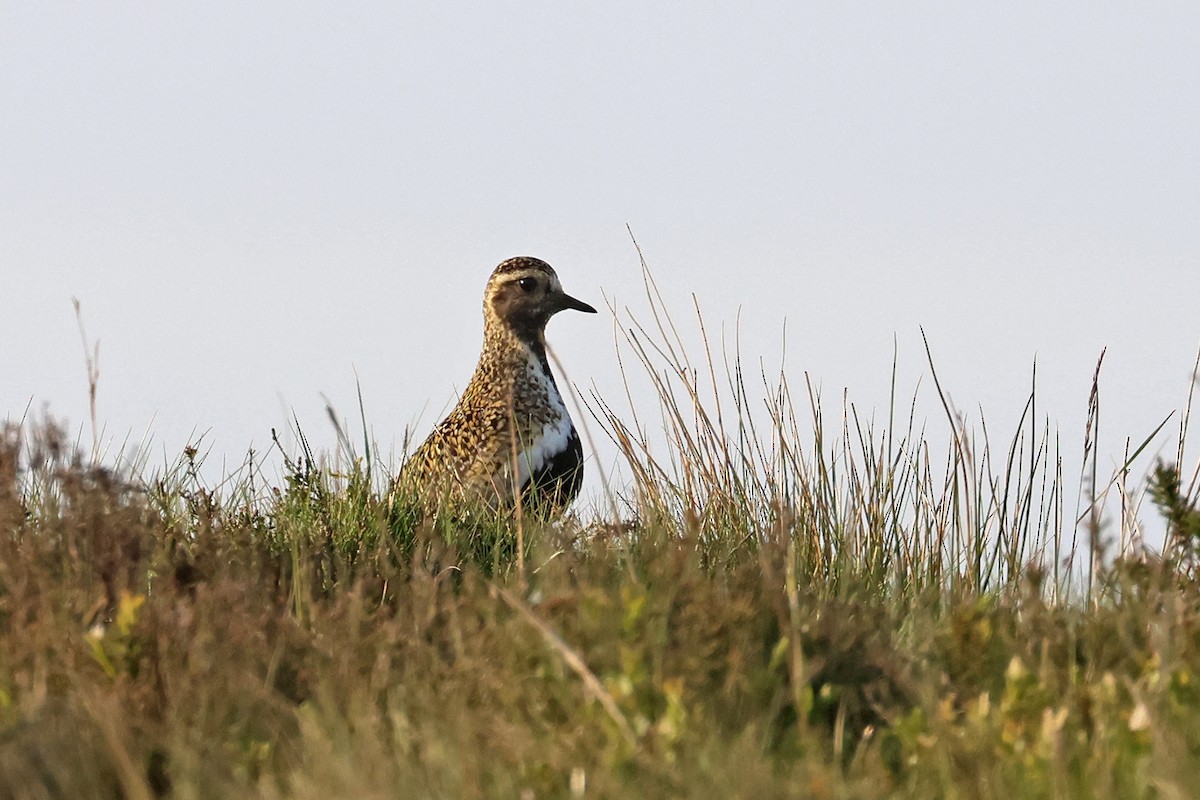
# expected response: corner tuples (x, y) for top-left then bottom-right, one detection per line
(515, 360), (573, 489)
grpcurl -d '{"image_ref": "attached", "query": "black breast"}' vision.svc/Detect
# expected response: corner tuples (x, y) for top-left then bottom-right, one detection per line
(521, 426), (585, 512)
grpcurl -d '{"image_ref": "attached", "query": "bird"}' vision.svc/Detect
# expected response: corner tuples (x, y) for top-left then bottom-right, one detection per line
(394, 256), (597, 513)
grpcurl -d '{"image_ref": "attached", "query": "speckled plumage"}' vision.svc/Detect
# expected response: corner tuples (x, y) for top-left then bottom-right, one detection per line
(395, 257), (596, 511)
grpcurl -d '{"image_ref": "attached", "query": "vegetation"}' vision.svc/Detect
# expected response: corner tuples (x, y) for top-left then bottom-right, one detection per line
(2, 274), (1198, 798)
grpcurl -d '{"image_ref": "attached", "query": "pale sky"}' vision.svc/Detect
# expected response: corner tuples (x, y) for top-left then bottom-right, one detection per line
(3, 4), (1198, 542)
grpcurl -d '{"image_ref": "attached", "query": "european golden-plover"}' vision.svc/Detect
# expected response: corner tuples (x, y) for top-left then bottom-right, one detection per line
(395, 256), (596, 512)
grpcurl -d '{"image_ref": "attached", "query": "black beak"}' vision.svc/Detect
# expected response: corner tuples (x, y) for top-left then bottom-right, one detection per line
(559, 292), (597, 314)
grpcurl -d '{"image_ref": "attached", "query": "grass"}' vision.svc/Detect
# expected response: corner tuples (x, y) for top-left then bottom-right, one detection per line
(2, 269), (1199, 798)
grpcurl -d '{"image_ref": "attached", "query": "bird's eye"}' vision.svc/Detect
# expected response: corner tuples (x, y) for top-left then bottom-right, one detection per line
(517, 277), (537, 293)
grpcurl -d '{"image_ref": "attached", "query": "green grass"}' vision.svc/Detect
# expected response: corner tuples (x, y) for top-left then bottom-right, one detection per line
(2, 276), (1199, 799)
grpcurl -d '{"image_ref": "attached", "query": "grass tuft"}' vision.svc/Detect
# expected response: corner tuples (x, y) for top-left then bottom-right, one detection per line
(2, 276), (1199, 797)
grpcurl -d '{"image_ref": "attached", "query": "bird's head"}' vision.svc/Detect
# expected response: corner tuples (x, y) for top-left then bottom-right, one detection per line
(484, 256), (596, 341)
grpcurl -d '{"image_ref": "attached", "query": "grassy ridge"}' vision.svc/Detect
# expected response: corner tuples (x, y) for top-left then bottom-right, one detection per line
(2, 283), (1199, 798)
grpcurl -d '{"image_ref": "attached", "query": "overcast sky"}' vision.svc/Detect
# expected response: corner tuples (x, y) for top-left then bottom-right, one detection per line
(3, 4), (1198, 543)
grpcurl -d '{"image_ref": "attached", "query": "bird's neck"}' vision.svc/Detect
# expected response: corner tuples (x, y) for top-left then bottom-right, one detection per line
(482, 319), (550, 374)
(466, 320), (565, 419)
